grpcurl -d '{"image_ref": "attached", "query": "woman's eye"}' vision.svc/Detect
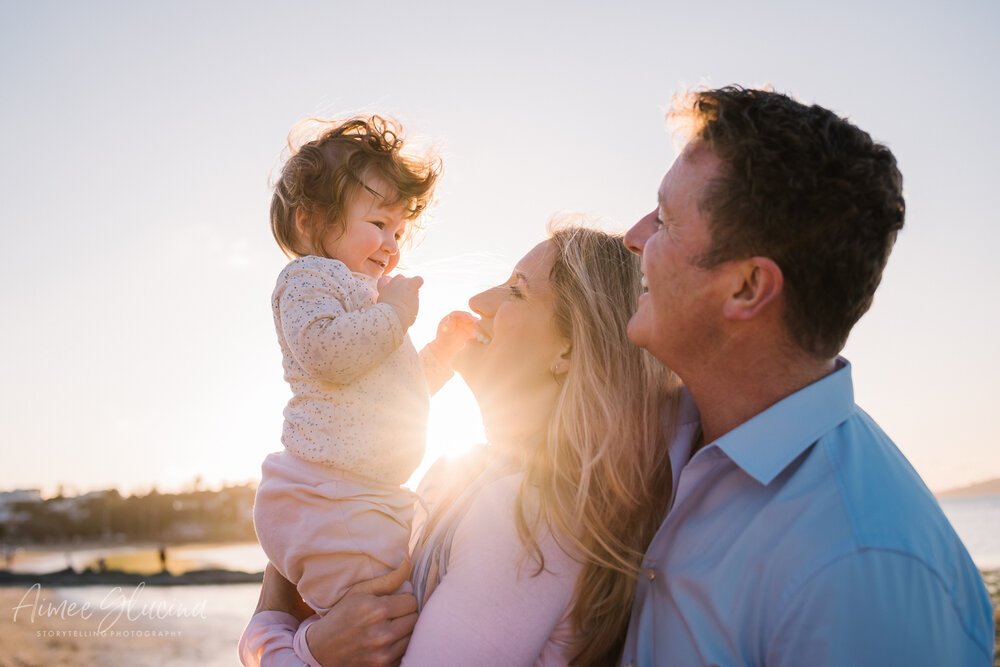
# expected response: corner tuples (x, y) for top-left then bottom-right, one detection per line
(508, 285), (525, 299)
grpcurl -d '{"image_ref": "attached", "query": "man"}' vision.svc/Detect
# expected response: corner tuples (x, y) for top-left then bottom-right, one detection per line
(620, 86), (993, 665)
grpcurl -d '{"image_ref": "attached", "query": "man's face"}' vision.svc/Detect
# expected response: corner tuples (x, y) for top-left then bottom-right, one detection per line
(625, 146), (729, 370)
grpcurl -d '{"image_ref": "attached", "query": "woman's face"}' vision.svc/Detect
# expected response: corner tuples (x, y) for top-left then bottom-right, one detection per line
(453, 240), (569, 417)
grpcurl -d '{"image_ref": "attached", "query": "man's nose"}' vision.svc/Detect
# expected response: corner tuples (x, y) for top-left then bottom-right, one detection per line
(624, 210), (657, 255)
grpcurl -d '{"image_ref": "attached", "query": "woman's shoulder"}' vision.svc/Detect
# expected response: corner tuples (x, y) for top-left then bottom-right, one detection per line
(416, 446), (495, 508)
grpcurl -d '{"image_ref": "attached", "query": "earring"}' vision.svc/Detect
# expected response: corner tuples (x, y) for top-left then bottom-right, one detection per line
(551, 361), (566, 385)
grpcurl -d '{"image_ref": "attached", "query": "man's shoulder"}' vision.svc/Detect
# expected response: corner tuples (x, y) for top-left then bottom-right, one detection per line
(816, 408), (950, 553)
(775, 408), (981, 601)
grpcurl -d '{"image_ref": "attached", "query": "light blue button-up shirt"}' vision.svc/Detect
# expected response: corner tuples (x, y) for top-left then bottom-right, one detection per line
(621, 359), (994, 666)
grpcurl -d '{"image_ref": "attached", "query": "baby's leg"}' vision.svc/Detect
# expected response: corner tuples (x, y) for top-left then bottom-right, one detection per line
(254, 451), (415, 613)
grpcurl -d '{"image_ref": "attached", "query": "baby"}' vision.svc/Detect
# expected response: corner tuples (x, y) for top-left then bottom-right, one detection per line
(253, 116), (473, 615)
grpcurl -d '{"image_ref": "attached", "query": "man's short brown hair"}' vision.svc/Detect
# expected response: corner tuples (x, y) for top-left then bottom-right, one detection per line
(671, 86), (905, 358)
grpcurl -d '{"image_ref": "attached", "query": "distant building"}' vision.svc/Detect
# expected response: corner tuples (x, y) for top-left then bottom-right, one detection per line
(0, 489), (43, 505)
(0, 489), (43, 523)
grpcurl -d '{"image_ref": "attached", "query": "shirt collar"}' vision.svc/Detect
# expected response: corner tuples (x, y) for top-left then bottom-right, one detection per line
(708, 357), (856, 486)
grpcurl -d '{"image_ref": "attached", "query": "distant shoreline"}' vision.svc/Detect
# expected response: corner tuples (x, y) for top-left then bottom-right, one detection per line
(936, 478), (1000, 499)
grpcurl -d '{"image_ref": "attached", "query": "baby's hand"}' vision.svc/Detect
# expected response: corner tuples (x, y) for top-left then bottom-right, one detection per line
(377, 274), (423, 330)
(426, 311), (478, 364)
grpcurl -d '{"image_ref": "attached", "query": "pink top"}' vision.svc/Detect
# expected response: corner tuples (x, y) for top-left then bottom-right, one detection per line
(239, 473), (583, 666)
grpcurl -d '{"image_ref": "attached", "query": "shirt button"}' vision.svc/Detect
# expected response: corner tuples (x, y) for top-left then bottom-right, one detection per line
(646, 569), (656, 581)
(625, 662), (635, 667)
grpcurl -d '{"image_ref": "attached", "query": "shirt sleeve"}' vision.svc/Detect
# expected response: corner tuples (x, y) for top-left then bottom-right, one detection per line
(238, 611), (322, 667)
(766, 549), (994, 666)
(278, 262), (404, 384)
(402, 476), (582, 666)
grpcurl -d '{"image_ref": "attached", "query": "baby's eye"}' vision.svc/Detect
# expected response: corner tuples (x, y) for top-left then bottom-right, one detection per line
(369, 221), (385, 229)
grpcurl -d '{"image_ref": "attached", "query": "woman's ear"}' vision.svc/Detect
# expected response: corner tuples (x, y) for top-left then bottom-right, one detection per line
(550, 342), (572, 379)
(722, 257), (783, 321)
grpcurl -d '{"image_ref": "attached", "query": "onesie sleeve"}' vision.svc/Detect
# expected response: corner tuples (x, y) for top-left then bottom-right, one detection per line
(402, 475), (582, 666)
(277, 260), (405, 384)
(418, 345), (455, 396)
(238, 611), (320, 667)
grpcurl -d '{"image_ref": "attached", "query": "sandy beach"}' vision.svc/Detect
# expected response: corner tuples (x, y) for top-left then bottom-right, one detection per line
(0, 582), (260, 667)
(2, 573), (997, 666)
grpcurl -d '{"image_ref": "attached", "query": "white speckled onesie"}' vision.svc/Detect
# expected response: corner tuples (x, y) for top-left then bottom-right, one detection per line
(254, 255), (452, 613)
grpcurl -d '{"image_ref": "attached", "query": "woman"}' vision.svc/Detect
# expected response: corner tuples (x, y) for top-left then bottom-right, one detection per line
(240, 224), (678, 666)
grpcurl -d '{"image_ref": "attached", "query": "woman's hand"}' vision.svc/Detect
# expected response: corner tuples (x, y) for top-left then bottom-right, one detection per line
(304, 559), (419, 667)
(255, 563), (315, 620)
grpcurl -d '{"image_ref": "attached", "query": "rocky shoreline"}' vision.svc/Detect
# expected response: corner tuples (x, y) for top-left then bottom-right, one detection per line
(0, 567), (263, 587)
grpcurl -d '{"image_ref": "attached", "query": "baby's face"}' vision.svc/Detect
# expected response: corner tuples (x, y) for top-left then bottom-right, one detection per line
(324, 182), (407, 280)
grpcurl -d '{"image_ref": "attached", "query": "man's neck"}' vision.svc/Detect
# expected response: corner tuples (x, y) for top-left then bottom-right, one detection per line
(687, 353), (837, 446)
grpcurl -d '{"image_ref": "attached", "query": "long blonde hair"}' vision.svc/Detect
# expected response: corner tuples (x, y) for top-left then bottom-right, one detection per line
(517, 224), (679, 666)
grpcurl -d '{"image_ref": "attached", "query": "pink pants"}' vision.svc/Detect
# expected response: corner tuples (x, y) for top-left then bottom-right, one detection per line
(254, 450), (417, 613)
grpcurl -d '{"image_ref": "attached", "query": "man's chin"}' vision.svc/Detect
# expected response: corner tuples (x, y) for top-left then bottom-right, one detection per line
(626, 315), (649, 349)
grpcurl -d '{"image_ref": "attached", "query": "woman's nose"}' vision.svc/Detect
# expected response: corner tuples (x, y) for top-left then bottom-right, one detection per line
(468, 287), (499, 317)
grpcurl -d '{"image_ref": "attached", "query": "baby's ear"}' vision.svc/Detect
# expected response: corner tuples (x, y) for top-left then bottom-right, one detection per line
(294, 208), (311, 237)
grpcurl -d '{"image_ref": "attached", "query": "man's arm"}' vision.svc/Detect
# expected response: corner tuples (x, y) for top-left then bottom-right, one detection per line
(766, 549), (993, 666)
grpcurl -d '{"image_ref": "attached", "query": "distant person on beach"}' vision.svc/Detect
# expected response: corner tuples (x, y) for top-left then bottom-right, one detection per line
(253, 116), (475, 618)
(616, 86), (993, 665)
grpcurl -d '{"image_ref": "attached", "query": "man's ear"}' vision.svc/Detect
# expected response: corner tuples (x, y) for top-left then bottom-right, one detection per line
(722, 257), (783, 321)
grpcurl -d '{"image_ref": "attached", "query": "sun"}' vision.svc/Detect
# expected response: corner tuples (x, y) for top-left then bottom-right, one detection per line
(405, 380), (486, 490)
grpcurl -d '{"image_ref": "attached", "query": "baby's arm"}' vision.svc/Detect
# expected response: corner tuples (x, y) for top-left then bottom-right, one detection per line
(419, 311), (477, 395)
(278, 263), (421, 384)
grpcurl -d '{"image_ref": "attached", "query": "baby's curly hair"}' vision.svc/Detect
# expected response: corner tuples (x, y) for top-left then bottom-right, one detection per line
(270, 115), (441, 258)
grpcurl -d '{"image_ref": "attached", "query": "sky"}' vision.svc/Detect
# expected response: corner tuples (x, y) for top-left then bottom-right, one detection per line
(0, 0), (997, 496)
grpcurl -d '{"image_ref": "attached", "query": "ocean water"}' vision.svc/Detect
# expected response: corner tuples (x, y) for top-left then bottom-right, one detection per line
(939, 494), (1000, 570)
(9, 495), (998, 577)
